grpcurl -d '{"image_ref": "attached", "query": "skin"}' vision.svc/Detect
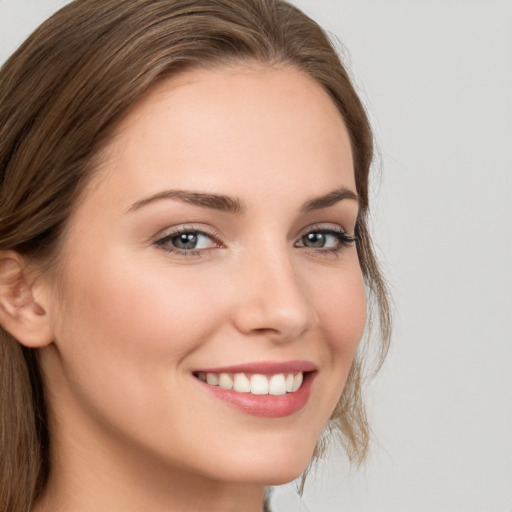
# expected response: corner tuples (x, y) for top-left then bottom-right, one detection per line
(31, 64), (366, 512)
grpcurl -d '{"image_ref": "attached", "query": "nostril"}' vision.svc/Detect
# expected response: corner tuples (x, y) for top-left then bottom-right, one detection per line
(232, 298), (317, 341)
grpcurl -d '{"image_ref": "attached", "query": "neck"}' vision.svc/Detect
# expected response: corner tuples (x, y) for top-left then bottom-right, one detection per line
(33, 422), (265, 512)
(35, 461), (265, 512)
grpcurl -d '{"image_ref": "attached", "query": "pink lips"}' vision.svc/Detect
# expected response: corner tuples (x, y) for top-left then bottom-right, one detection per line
(194, 360), (317, 418)
(196, 360), (317, 375)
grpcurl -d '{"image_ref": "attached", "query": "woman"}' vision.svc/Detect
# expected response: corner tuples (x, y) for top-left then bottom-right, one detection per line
(0, 1), (390, 511)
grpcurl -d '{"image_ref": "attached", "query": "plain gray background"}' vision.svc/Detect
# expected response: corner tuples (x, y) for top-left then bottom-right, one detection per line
(1, 1), (511, 511)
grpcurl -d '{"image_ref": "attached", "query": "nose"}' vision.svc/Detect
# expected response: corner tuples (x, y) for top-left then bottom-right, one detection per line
(231, 248), (319, 343)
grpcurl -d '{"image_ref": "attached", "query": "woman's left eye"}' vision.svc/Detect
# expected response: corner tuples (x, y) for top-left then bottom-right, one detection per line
(155, 229), (218, 254)
(295, 228), (356, 252)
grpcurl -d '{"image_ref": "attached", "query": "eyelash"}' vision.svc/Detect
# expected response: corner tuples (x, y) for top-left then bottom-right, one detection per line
(154, 226), (222, 257)
(154, 225), (356, 257)
(295, 226), (356, 256)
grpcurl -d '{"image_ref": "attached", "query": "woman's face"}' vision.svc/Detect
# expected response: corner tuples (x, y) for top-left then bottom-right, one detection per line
(40, 64), (366, 485)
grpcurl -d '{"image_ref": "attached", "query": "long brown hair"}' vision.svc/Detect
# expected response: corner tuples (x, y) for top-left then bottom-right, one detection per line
(0, 1), (391, 510)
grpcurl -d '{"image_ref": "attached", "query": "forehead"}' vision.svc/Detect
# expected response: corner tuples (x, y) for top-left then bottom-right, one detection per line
(88, 64), (355, 211)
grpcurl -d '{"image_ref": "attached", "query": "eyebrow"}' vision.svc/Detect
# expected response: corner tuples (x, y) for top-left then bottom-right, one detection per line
(300, 187), (359, 213)
(126, 186), (358, 214)
(127, 190), (246, 214)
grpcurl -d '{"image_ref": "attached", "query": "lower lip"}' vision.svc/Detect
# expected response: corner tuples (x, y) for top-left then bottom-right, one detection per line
(196, 372), (316, 418)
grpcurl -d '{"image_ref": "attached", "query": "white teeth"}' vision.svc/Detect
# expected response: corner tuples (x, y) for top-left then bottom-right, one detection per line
(218, 373), (233, 390)
(200, 371), (305, 395)
(250, 374), (269, 395)
(285, 373), (294, 392)
(268, 374), (287, 395)
(233, 373), (251, 393)
(206, 373), (219, 386)
(292, 372), (303, 392)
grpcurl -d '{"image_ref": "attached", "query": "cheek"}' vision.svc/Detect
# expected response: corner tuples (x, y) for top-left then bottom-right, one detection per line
(53, 249), (227, 390)
(48, 249), (233, 451)
(315, 262), (367, 360)
(310, 258), (367, 414)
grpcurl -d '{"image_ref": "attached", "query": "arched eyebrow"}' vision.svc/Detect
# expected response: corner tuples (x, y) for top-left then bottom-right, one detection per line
(126, 186), (358, 214)
(126, 190), (246, 214)
(300, 187), (359, 212)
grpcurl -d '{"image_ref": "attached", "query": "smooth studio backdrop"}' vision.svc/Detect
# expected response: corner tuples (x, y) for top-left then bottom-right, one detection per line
(1, 1), (511, 511)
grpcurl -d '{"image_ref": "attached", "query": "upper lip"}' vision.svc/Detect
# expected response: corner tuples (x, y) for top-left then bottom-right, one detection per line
(194, 360), (317, 375)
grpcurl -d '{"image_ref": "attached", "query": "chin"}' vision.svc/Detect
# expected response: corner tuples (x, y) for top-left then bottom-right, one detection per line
(263, 466), (309, 486)
(209, 438), (317, 486)
(216, 463), (309, 487)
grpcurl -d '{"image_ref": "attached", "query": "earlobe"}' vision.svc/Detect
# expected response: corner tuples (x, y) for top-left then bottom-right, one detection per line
(0, 252), (54, 348)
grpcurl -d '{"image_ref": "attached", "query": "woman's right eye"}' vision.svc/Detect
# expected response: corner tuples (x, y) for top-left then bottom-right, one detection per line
(155, 229), (219, 255)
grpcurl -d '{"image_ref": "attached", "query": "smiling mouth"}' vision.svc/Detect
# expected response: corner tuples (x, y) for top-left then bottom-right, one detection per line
(193, 371), (305, 396)
(192, 362), (317, 417)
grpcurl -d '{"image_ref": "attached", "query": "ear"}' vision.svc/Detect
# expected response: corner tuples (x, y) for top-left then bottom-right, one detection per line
(0, 252), (54, 348)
